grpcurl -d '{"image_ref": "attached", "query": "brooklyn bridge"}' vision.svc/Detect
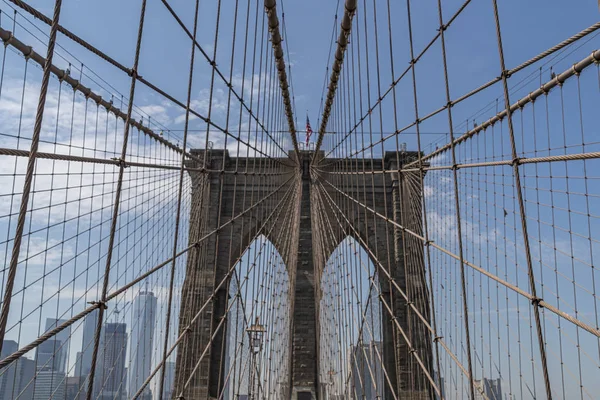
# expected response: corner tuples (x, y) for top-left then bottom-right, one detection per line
(0, 0), (599, 399)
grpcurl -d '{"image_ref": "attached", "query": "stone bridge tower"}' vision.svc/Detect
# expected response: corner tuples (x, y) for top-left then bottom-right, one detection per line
(173, 149), (432, 400)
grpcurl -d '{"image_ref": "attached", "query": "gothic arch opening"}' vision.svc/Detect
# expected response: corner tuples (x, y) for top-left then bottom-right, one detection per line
(319, 236), (386, 400)
(222, 234), (291, 399)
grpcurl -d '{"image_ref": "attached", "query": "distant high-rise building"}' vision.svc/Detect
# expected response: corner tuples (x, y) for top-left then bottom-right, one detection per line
(33, 369), (66, 400)
(128, 291), (157, 399)
(77, 309), (99, 378)
(65, 376), (81, 400)
(95, 322), (127, 400)
(350, 341), (385, 400)
(35, 339), (63, 372)
(434, 371), (445, 400)
(73, 352), (83, 379)
(0, 340), (35, 399)
(474, 378), (502, 400)
(39, 318), (71, 374)
(34, 339), (67, 398)
(161, 361), (176, 400)
(74, 309), (100, 400)
(17, 357), (35, 399)
(0, 340), (19, 398)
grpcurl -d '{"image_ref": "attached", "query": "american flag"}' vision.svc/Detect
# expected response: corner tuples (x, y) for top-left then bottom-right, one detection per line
(305, 115), (313, 146)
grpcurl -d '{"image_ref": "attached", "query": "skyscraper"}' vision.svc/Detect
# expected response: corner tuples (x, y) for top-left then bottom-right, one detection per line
(35, 339), (63, 372)
(33, 369), (66, 400)
(65, 376), (81, 400)
(434, 371), (445, 400)
(0, 340), (35, 399)
(95, 322), (127, 400)
(161, 361), (176, 400)
(474, 378), (503, 400)
(77, 308), (99, 379)
(128, 291), (157, 399)
(34, 337), (68, 399)
(349, 341), (385, 400)
(40, 318), (71, 374)
(0, 340), (18, 398)
(73, 309), (100, 400)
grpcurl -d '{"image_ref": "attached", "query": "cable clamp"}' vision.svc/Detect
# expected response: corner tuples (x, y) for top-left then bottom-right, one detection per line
(433, 336), (443, 342)
(511, 157), (521, 166)
(451, 164), (459, 171)
(58, 69), (68, 83)
(531, 297), (543, 307)
(425, 240), (433, 247)
(110, 157), (129, 168)
(23, 45), (33, 60)
(129, 68), (139, 79)
(3, 32), (14, 47)
(88, 300), (108, 310)
(571, 64), (580, 76)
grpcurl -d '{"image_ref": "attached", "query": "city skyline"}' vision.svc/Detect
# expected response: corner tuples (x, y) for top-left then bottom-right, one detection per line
(0, 293), (169, 400)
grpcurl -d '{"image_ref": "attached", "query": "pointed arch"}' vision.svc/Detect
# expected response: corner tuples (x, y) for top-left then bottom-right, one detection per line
(318, 236), (387, 399)
(223, 234), (292, 399)
(174, 149), (298, 399)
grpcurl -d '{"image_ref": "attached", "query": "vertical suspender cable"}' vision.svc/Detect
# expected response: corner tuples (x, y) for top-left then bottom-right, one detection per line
(312, 0), (357, 163)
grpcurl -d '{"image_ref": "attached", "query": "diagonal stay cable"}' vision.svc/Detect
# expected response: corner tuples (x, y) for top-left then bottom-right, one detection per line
(5, 0), (291, 160)
(312, 179), (444, 399)
(131, 174), (298, 399)
(0, 172), (295, 372)
(0, 27), (286, 165)
(159, 0), (290, 159)
(320, 21), (600, 165)
(313, 177), (491, 400)
(403, 49), (600, 169)
(0, 27), (203, 164)
(316, 170), (600, 340)
(0, 0), (63, 357)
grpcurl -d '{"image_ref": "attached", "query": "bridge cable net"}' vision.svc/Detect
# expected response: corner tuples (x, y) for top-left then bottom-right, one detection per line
(0, 0), (599, 399)
(0, 0), (299, 399)
(313, 0), (600, 399)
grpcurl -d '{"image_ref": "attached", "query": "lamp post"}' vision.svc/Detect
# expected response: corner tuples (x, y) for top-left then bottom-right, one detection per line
(247, 317), (266, 400)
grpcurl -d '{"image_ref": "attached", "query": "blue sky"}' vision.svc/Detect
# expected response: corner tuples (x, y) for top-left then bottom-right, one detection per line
(8, 0), (600, 153)
(0, 0), (599, 399)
